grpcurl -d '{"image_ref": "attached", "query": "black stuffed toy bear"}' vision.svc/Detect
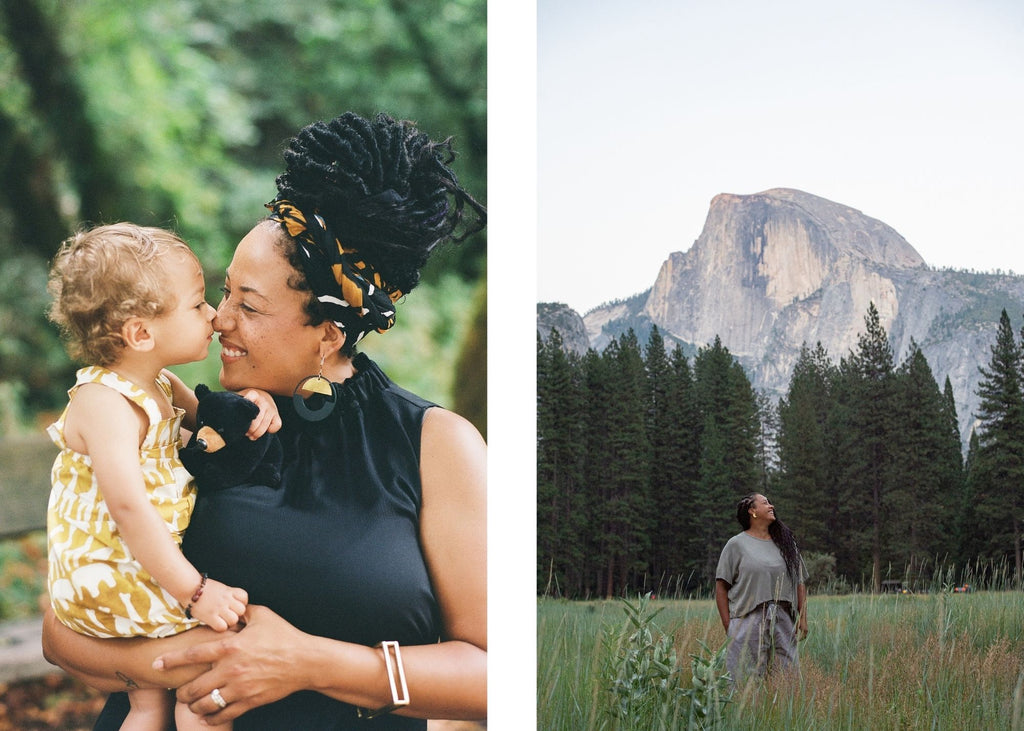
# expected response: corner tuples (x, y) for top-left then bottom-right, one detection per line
(179, 384), (282, 491)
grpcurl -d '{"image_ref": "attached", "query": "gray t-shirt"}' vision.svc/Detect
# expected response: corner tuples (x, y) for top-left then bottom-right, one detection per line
(715, 532), (806, 619)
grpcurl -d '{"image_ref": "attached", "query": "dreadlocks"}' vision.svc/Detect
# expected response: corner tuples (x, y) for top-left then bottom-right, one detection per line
(272, 112), (486, 296)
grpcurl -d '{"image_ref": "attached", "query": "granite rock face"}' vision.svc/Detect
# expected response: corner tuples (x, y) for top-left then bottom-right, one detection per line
(536, 302), (589, 354)
(538, 188), (1024, 443)
(645, 188), (925, 360)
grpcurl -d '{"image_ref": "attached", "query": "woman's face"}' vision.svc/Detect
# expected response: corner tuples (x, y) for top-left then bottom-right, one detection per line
(214, 222), (324, 395)
(751, 494), (776, 522)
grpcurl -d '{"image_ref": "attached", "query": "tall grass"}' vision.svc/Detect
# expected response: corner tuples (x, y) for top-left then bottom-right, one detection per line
(538, 592), (1024, 730)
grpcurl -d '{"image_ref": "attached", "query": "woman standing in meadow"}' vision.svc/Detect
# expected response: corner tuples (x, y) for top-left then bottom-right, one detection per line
(715, 493), (808, 684)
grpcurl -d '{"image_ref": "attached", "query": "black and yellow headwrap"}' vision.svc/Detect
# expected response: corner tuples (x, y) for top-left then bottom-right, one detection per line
(266, 199), (405, 344)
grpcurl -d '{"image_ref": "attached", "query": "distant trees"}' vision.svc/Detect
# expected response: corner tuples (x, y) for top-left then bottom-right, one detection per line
(537, 303), (1021, 598)
(537, 326), (762, 598)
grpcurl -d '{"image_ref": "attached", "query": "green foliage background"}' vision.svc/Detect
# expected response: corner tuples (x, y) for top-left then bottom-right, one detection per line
(0, 0), (487, 433)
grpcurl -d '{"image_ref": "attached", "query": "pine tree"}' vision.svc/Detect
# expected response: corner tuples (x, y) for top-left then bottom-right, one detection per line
(536, 332), (557, 593)
(776, 342), (838, 555)
(693, 337), (760, 581)
(957, 430), (986, 565)
(973, 309), (1024, 584)
(644, 327), (676, 592)
(942, 377), (964, 475)
(836, 303), (898, 591)
(891, 341), (962, 574)
(667, 345), (703, 588)
(536, 330), (586, 596)
(594, 331), (652, 596)
(643, 332), (702, 595)
(581, 347), (614, 597)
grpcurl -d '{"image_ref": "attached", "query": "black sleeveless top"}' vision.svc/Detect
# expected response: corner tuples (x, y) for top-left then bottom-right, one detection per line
(93, 354), (441, 730)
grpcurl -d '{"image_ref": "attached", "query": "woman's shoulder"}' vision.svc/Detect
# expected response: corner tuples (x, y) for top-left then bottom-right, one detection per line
(422, 407), (485, 449)
(347, 353), (485, 452)
(420, 408), (485, 496)
(723, 532), (753, 550)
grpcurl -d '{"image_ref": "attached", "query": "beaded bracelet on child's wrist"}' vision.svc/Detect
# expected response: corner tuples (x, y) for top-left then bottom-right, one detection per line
(184, 573), (208, 620)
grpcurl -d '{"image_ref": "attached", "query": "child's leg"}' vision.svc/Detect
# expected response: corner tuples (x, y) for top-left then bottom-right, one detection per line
(120, 688), (173, 731)
(175, 698), (233, 731)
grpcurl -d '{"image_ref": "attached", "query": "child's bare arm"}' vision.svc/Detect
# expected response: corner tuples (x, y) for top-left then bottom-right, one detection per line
(163, 369), (200, 430)
(238, 388), (282, 439)
(71, 387), (247, 630)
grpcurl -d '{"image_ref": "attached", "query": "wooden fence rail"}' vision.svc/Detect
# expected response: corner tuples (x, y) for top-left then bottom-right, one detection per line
(0, 435), (54, 681)
(0, 435), (52, 539)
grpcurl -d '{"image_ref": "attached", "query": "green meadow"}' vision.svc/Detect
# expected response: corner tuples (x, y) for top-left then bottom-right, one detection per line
(537, 591), (1024, 730)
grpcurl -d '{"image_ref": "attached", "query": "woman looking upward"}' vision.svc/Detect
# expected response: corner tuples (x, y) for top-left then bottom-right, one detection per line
(715, 493), (808, 684)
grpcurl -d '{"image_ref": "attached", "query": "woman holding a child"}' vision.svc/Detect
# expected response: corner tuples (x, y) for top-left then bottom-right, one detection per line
(42, 111), (487, 729)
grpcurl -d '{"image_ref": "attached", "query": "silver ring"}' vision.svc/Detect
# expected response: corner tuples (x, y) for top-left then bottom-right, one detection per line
(210, 688), (227, 709)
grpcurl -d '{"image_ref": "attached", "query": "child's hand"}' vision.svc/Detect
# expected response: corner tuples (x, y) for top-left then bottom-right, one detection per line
(189, 579), (248, 632)
(239, 388), (282, 439)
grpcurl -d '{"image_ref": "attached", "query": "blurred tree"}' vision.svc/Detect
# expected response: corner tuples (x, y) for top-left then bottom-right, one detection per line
(644, 329), (700, 592)
(0, 0), (486, 430)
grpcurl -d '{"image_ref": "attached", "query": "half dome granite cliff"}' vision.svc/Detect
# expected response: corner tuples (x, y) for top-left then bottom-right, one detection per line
(538, 188), (1024, 443)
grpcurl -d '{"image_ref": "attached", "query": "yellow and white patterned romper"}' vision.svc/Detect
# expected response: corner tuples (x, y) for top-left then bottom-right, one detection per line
(46, 366), (200, 638)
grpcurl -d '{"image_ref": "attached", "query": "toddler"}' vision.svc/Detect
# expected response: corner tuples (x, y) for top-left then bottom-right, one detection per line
(46, 223), (272, 730)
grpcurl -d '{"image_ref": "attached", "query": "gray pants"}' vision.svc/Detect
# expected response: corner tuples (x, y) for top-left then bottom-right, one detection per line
(726, 601), (799, 684)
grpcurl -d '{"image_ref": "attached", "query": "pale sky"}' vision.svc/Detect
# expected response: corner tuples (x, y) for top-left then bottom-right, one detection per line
(537, 0), (1024, 315)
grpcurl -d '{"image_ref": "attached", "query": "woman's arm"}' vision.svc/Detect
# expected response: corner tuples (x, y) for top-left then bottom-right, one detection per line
(715, 579), (731, 632)
(795, 583), (808, 639)
(408, 407), (487, 712)
(41, 609), (219, 691)
(158, 407), (488, 724)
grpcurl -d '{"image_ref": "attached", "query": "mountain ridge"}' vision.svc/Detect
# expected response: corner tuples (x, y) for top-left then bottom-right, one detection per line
(537, 188), (1024, 443)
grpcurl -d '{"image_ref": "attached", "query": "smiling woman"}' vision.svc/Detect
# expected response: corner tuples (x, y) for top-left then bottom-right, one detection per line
(715, 493), (808, 685)
(41, 111), (488, 730)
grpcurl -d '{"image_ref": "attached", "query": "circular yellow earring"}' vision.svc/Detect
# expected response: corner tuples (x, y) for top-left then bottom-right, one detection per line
(752, 512), (758, 519)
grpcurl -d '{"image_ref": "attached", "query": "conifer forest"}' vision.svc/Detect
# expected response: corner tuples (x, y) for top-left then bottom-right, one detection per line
(536, 303), (1024, 598)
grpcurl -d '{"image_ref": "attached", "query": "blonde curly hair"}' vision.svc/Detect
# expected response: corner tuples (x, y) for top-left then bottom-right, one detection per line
(48, 223), (200, 366)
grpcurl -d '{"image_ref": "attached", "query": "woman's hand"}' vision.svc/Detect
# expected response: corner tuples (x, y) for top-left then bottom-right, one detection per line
(795, 583), (808, 640)
(153, 605), (309, 724)
(796, 612), (809, 641)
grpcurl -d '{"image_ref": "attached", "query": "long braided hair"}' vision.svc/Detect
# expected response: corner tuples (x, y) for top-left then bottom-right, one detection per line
(736, 494), (802, 583)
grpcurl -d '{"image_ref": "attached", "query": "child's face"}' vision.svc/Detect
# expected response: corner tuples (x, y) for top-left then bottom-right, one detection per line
(148, 252), (217, 367)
